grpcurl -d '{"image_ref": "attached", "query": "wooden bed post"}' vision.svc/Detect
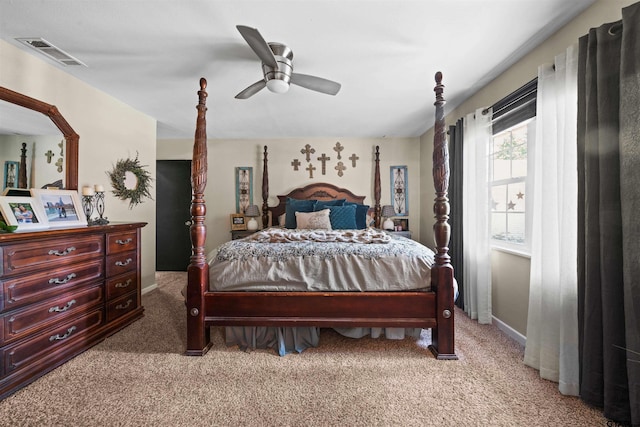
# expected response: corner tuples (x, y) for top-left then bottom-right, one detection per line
(262, 146), (269, 228)
(373, 146), (381, 228)
(186, 77), (212, 356)
(429, 72), (457, 360)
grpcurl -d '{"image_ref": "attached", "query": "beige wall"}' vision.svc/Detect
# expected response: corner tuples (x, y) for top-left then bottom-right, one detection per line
(158, 137), (422, 252)
(424, 0), (636, 336)
(0, 40), (158, 292)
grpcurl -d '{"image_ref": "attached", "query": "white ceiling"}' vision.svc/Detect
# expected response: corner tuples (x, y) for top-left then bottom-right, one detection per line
(0, 0), (595, 140)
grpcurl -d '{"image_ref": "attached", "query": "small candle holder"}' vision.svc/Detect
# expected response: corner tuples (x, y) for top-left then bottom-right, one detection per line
(82, 194), (95, 223)
(92, 191), (109, 225)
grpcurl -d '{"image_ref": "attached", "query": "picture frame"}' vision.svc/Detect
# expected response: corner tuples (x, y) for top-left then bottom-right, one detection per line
(393, 218), (409, 231)
(235, 167), (253, 214)
(230, 213), (247, 231)
(390, 165), (408, 216)
(30, 189), (87, 228)
(0, 196), (49, 231)
(3, 161), (19, 190)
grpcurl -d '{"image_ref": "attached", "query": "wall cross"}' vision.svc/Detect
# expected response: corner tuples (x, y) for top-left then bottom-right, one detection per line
(301, 144), (315, 162)
(45, 150), (54, 163)
(335, 161), (347, 177)
(317, 153), (331, 175)
(291, 158), (301, 171)
(306, 163), (316, 179)
(333, 142), (344, 159)
(349, 153), (359, 168)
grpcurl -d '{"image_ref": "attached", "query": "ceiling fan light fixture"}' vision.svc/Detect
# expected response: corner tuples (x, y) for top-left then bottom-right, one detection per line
(266, 79), (289, 94)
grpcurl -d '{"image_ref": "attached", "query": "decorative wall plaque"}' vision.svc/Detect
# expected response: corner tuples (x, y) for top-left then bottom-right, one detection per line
(390, 165), (408, 215)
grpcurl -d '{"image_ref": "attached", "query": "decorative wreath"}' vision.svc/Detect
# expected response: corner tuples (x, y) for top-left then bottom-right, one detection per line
(107, 153), (153, 209)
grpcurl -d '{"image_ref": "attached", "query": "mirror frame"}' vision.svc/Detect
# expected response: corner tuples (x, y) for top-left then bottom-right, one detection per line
(0, 86), (78, 190)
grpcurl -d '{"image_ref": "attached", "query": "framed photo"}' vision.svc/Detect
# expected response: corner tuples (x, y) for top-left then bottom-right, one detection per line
(3, 161), (19, 190)
(235, 167), (253, 214)
(393, 218), (409, 231)
(30, 189), (87, 228)
(390, 165), (408, 216)
(0, 196), (49, 231)
(230, 213), (247, 231)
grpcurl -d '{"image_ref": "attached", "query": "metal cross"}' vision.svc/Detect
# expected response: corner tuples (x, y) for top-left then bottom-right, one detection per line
(333, 142), (344, 159)
(306, 163), (316, 179)
(301, 144), (315, 162)
(335, 161), (347, 177)
(291, 158), (301, 171)
(317, 153), (331, 175)
(45, 150), (54, 163)
(55, 157), (63, 172)
(349, 153), (359, 168)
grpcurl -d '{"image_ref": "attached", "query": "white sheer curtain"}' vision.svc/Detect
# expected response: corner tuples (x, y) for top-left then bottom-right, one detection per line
(462, 108), (492, 324)
(524, 45), (579, 396)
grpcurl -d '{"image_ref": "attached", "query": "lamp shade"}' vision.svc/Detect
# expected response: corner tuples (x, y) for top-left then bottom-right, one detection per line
(381, 205), (395, 218)
(245, 205), (260, 217)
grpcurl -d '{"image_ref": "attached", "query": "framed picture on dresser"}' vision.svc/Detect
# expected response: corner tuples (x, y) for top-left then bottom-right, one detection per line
(30, 189), (87, 228)
(0, 196), (49, 231)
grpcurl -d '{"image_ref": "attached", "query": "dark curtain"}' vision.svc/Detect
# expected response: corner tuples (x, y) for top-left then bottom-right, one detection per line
(577, 2), (640, 425)
(448, 119), (464, 309)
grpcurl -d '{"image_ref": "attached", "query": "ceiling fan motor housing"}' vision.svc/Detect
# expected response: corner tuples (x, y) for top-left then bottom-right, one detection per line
(262, 43), (293, 92)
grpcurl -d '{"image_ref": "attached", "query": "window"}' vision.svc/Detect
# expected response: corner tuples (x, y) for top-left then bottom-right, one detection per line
(489, 78), (537, 253)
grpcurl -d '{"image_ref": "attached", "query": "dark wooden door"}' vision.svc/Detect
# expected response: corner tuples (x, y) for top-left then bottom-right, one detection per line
(156, 160), (192, 271)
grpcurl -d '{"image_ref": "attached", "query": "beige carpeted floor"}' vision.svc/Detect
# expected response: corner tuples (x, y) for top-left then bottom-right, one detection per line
(0, 272), (604, 426)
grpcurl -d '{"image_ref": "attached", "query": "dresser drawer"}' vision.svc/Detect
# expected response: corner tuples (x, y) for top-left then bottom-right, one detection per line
(0, 235), (103, 278)
(105, 272), (137, 300)
(1, 309), (103, 376)
(106, 292), (138, 323)
(106, 251), (137, 277)
(0, 285), (103, 345)
(0, 259), (103, 313)
(106, 231), (138, 255)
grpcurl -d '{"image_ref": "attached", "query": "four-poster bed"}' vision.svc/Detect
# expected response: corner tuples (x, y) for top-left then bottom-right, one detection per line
(185, 72), (456, 359)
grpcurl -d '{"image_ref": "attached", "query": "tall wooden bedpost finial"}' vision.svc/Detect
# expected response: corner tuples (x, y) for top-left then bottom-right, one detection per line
(430, 71), (457, 360)
(186, 77), (212, 356)
(374, 145), (381, 228)
(262, 146), (269, 228)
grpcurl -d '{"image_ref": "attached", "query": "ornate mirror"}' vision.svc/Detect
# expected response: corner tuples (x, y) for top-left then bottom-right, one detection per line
(0, 86), (78, 190)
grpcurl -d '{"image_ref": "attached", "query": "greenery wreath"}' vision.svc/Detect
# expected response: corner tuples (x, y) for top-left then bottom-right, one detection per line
(107, 153), (153, 209)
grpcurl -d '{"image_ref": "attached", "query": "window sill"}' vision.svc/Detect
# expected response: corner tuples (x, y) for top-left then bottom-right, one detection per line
(491, 245), (531, 259)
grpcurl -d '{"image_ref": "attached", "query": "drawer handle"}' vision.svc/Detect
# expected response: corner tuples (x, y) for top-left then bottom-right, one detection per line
(49, 273), (77, 285)
(49, 326), (77, 342)
(115, 258), (133, 267)
(115, 279), (133, 289)
(115, 238), (132, 245)
(116, 299), (133, 310)
(48, 246), (76, 256)
(49, 299), (76, 313)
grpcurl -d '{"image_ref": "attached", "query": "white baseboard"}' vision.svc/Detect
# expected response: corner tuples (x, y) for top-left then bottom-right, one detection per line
(141, 283), (158, 295)
(492, 315), (527, 347)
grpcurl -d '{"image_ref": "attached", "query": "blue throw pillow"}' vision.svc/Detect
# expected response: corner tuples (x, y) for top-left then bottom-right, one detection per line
(313, 199), (346, 211)
(344, 202), (370, 229)
(328, 204), (357, 229)
(285, 198), (316, 229)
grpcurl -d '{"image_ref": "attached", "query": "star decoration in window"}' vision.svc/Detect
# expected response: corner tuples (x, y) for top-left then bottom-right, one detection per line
(508, 200), (516, 210)
(516, 191), (524, 199)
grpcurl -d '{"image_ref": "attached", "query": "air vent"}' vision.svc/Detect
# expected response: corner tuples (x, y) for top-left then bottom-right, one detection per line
(15, 38), (87, 67)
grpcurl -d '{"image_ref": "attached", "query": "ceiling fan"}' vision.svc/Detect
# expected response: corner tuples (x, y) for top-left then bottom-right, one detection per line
(234, 25), (342, 99)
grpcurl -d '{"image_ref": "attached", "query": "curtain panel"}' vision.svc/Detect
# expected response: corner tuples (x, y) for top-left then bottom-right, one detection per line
(577, 2), (640, 424)
(448, 119), (464, 309)
(524, 45), (579, 396)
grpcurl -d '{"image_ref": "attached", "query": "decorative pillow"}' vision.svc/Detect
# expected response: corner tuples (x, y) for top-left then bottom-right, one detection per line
(313, 199), (346, 211)
(285, 198), (316, 229)
(343, 202), (370, 229)
(278, 213), (286, 227)
(327, 204), (357, 229)
(295, 209), (332, 230)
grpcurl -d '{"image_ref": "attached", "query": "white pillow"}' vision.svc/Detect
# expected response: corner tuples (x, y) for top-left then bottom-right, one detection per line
(278, 213), (286, 227)
(295, 209), (332, 230)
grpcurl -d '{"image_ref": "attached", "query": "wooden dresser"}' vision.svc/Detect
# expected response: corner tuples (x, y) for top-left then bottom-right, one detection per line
(0, 222), (146, 399)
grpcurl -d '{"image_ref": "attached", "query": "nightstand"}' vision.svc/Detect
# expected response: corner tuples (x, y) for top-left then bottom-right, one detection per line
(388, 230), (412, 239)
(230, 230), (255, 240)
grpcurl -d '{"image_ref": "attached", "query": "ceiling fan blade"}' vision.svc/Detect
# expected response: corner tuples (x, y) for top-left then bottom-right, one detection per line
(235, 80), (267, 99)
(236, 25), (278, 69)
(290, 73), (341, 96)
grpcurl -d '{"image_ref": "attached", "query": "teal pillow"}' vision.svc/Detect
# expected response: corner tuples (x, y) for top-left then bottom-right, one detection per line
(344, 202), (370, 229)
(328, 204), (357, 229)
(285, 198), (316, 229)
(313, 199), (346, 211)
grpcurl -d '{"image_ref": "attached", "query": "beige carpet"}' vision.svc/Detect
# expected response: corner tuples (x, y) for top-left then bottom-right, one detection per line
(0, 272), (604, 426)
